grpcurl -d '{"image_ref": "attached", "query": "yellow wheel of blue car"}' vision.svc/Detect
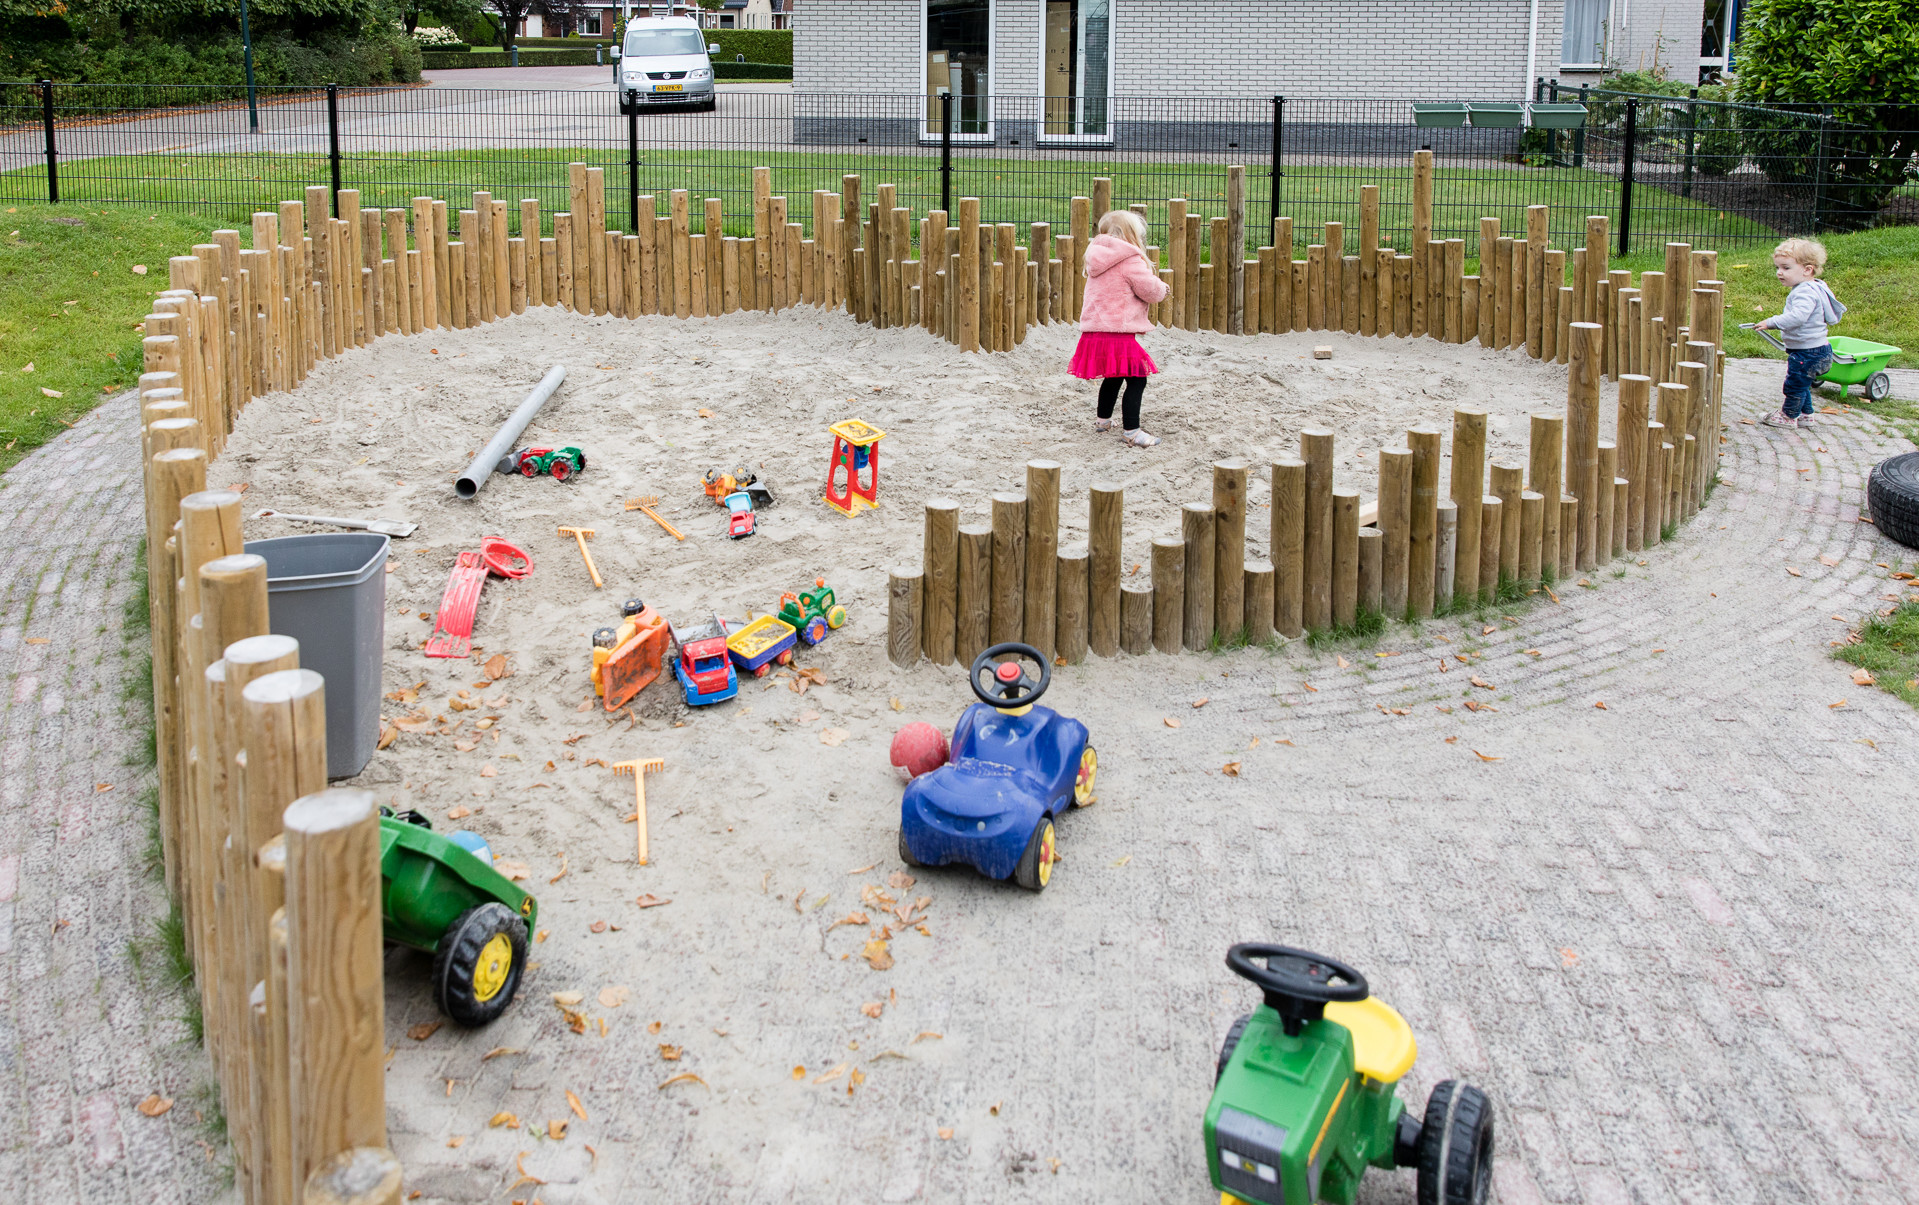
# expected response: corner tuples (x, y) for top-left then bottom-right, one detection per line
(1014, 819), (1057, 891)
(1073, 745), (1097, 807)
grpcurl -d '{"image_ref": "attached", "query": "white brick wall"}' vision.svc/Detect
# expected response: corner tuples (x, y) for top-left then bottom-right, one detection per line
(1554, 0), (1706, 85)
(798, 0), (1574, 101)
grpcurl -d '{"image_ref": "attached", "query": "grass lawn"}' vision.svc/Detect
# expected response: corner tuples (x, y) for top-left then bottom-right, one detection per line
(1837, 601), (1919, 710)
(0, 204), (221, 473)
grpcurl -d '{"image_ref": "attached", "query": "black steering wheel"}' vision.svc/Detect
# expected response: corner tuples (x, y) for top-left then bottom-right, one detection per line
(1227, 943), (1369, 1035)
(970, 642), (1051, 709)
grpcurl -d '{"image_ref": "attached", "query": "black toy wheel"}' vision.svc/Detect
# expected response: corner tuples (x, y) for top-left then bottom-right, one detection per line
(970, 642), (1050, 709)
(1867, 452), (1919, 549)
(1226, 943), (1368, 1035)
(432, 902), (528, 1027)
(1012, 818), (1057, 891)
(898, 829), (923, 867)
(1416, 1080), (1495, 1205)
(1215, 1012), (1251, 1084)
(1868, 371), (1892, 402)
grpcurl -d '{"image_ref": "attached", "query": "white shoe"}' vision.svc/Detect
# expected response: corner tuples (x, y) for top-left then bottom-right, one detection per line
(1122, 428), (1161, 448)
(1761, 410), (1796, 428)
(1094, 418), (1114, 433)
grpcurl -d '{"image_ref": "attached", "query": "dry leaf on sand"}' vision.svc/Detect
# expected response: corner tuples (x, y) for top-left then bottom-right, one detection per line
(861, 1001), (884, 1018)
(826, 911), (869, 932)
(567, 1090), (588, 1120)
(1472, 750), (1503, 762)
(813, 1063), (848, 1084)
(862, 939), (895, 970)
(136, 1093), (173, 1117)
(551, 991), (585, 1006)
(658, 1044), (682, 1061)
(1163, 717), (1181, 728)
(548, 1119), (568, 1140)
(598, 986), (630, 1008)
(658, 1073), (707, 1090)
(1221, 762), (1241, 777)
(820, 728), (849, 747)
(489, 1112), (520, 1129)
(484, 653), (510, 679)
(407, 1020), (442, 1041)
(634, 893), (671, 908)
(1852, 667), (1875, 686)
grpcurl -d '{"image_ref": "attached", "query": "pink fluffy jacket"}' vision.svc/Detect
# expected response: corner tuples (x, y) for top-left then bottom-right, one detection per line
(1078, 234), (1169, 333)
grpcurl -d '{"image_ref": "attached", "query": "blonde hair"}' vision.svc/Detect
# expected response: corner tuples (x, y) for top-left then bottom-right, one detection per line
(1098, 209), (1148, 250)
(1774, 237), (1827, 276)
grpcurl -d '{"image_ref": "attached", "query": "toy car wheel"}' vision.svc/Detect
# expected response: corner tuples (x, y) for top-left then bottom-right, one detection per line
(1072, 745), (1097, 807)
(826, 604), (847, 629)
(777, 649), (794, 666)
(1215, 1012), (1250, 1084)
(519, 459), (540, 478)
(1868, 371), (1893, 402)
(897, 829), (923, 867)
(432, 902), (529, 1028)
(1013, 818), (1057, 891)
(550, 460), (573, 483)
(1416, 1079), (1494, 1205)
(753, 663), (770, 678)
(803, 616), (829, 645)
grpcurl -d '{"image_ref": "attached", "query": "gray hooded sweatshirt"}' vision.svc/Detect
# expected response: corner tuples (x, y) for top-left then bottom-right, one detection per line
(1769, 279), (1846, 350)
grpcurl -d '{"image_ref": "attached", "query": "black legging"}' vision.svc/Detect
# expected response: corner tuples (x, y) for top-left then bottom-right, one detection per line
(1097, 375), (1147, 431)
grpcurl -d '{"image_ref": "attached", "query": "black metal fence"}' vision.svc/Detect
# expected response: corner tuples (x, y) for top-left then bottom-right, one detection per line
(2, 80), (1913, 256)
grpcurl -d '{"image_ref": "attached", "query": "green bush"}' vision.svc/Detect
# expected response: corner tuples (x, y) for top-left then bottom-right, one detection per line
(1735, 0), (1919, 228)
(713, 60), (791, 80)
(705, 29), (792, 66)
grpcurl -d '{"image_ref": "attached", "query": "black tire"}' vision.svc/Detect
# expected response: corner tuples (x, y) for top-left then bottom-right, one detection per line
(431, 902), (528, 1027)
(898, 828), (923, 867)
(1868, 371), (1893, 402)
(1867, 452), (1919, 549)
(1416, 1080), (1495, 1205)
(1215, 1012), (1251, 1084)
(1012, 818), (1056, 891)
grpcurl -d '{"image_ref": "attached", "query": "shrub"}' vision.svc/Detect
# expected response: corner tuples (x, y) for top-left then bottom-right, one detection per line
(705, 29), (792, 66)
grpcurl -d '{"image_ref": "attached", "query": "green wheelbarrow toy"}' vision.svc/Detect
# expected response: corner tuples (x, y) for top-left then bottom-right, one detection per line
(1743, 324), (1902, 402)
(380, 810), (539, 1027)
(1206, 943), (1495, 1205)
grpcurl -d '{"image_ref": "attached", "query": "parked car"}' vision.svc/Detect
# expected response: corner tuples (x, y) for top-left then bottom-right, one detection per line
(615, 17), (721, 111)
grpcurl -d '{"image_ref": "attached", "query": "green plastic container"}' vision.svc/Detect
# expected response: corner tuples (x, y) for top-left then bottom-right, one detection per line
(1529, 103), (1589, 128)
(1411, 103), (1468, 128)
(1468, 102), (1525, 128)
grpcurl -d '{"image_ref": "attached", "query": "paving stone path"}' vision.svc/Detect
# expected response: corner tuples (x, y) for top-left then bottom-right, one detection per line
(7, 359), (1919, 1204)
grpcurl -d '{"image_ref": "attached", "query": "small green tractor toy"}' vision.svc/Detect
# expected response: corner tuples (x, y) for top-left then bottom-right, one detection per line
(380, 811), (539, 1026)
(504, 445), (587, 482)
(1207, 943), (1494, 1205)
(777, 578), (847, 646)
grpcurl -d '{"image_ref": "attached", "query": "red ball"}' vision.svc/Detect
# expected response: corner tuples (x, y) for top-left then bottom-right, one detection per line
(890, 722), (949, 780)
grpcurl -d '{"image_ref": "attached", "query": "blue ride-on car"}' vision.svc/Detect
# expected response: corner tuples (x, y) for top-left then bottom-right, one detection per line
(898, 643), (1097, 890)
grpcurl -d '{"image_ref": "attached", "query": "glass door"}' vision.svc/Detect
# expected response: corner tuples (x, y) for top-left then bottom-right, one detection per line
(927, 0), (992, 138)
(1042, 0), (1110, 139)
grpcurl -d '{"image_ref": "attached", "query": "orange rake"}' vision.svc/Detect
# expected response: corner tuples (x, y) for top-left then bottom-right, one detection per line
(624, 495), (684, 540)
(611, 757), (665, 864)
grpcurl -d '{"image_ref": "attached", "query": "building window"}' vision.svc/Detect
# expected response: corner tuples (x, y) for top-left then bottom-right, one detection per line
(1561, 0), (1607, 67)
(926, 0), (991, 137)
(581, 11), (603, 35)
(1042, 0), (1110, 138)
(720, 13), (734, 25)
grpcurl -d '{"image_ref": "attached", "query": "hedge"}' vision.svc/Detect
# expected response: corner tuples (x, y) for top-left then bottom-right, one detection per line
(713, 61), (791, 80)
(422, 47), (604, 69)
(705, 30), (792, 66)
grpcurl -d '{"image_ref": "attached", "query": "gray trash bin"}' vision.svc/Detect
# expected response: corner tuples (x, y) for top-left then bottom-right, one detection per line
(244, 532), (389, 779)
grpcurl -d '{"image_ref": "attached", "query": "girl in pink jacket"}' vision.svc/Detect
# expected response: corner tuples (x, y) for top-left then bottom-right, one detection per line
(1070, 210), (1170, 447)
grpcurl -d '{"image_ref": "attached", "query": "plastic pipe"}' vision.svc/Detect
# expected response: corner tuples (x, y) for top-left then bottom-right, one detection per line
(455, 364), (567, 499)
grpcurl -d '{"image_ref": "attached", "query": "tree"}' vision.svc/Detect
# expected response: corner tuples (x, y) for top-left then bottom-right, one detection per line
(1735, 0), (1919, 227)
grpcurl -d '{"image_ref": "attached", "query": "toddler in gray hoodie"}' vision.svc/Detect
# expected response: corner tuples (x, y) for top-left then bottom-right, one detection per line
(1756, 238), (1846, 429)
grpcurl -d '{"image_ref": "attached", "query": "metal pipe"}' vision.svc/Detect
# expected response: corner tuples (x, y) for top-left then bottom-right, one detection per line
(455, 365), (568, 499)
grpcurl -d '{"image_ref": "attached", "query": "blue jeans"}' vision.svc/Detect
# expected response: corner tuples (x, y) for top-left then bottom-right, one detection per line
(1782, 344), (1833, 418)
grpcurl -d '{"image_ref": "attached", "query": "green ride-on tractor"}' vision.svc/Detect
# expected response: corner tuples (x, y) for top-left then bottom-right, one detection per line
(1206, 944), (1494, 1205)
(380, 811), (539, 1027)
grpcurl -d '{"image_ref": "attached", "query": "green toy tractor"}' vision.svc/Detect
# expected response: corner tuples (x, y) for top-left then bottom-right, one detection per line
(380, 812), (539, 1027)
(1206, 943), (1494, 1205)
(777, 578), (847, 646)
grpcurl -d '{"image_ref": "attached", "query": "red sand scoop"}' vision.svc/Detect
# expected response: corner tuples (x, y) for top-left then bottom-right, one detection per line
(424, 551), (488, 659)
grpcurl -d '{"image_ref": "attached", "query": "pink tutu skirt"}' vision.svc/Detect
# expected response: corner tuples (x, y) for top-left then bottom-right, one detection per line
(1069, 331), (1159, 379)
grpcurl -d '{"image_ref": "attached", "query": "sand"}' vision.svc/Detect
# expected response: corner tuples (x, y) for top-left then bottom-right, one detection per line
(215, 304), (1597, 1200)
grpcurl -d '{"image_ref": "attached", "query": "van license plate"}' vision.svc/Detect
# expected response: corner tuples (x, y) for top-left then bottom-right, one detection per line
(655, 84), (683, 92)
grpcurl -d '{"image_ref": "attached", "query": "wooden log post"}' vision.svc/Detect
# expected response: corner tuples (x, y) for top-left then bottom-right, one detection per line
(1151, 537), (1184, 654)
(1331, 488), (1359, 628)
(1167, 198), (1188, 328)
(887, 568), (923, 668)
(1529, 411), (1565, 579)
(1543, 249), (1566, 362)
(1272, 458), (1305, 639)
(1617, 374), (1651, 553)
(1493, 237), (1513, 348)
(1643, 421), (1667, 547)
(1444, 239), (1464, 342)
(1660, 381), (1692, 530)
(1024, 460), (1060, 658)
(958, 198), (981, 352)
(922, 500), (960, 666)
(1342, 255), (1361, 336)
(1378, 447), (1412, 618)
(1477, 496), (1502, 600)
(1243, 562), (1275, 644)
(1322, 221), (1343, 332)
(1410, 149), (1433, 336)
(1089, 483), (1123, 657)
(1565, 322), (1603, 570)
(304, 1146), (404, 1205)
(956, 525), (993, 667)
(1181, 503), (1215, 650)
(1477, 218), (1501, 348)
(1306, 244), (1325, 331)
(283, 789), (385, 1191)
(1434, 500), (1457, 606)
(521, 198), (544, 308)
(1613, 476), (1631, 559)
(1301, 430), (1334, 631)
(1392, 254), (1413, 338)
(989, 493), (1027, 645)
(490, 197), (511, 321)
(1450, 408), (1487, 606)
(1056, 546), (1090, 664)
(1559, 496), (1580, 577)
(1273, 216), (1294, 330)
(1583, 214), (1608, 324)
(1358, 185), (1379, 336)
(1407, 425), (1440, 617)
(1292, 256), (1309, 332)
(1680, 354), (1713, 511)
(1519, 490), (1544, 584)
(839, 175), (861, 319)
(1526, 204), (1549, 357)
(1596, 441), (1618, 564)
(1356, 530), (1382, 615)
(1491, 463), (1523, 585)
(1121, 584), (1153, 654)
(1212, 462), (1247, 641)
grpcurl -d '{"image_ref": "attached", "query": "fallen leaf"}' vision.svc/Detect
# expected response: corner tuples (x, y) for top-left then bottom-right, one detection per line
(813, 1063), (848, 1084)
(408, 1020), (442, 1042)
(1469, 676), (1494, 690)
(494, 860), (530, 881)
(1191, 697), (1209, 708)
(508, 1151), (545, 1190)
(136, 1094), (173, 1117)
(861, 1001), (884, 1018)
(446, 1136), (465, 1148)
(1560, 948), (1580, 967)
(848, 1068), (866, 1094)
(482, 1047), (523, 1060)
(1594, 700), (1608, 710)
(479, 764), (497, 778)
(820, 727), (849, 747)
(1819, 555), (1841, 567)
(131, 264), (147, 275)
(598, 986), (629, 1008)
(17, 362), (30, 373)
(792, 1066), (806, 1080)
(447, 805), (471, 820)
(862, 939), (894, 970)
(1462, 699), (1497, 713)
(912, 1032), (943, 1043)
(827, 911), (870, 932)
(550, 855), (570, 884)
(648, 1021), (662, 1034)
(1852, 668), (1875, 686)
(1786, 566), (1803, 577)
(377, 726), (398, 750)
(887, 870), (916, 889)
(1483, 626), (1497, 635)
(548, 1119), (568, 1140)
(698, 407), (715, 417)
(1829, 699), (1848, 709)
(1301, 681), (1317, 692)
(1524, 649), (1542, 657)
(1221, 762), (1241, 777)
(1163, 717), (1181, 728)
(658, 1044), (682, 1061)
(484, 653), (509, 679)
(453, 740), (478, 752)
(40, 387), (62, 398)
(939, 1127), (954, 1140)
(1336, 655), (1349, 668)
(489, 1112), (520, 1129)
(1472, 750), (1502, 762)
(552, 991), (585, 1007)
(589, 920), (607, 934)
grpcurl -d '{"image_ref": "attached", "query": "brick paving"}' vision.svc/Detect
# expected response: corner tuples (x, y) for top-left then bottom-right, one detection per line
(9, 357), (1919, 1204)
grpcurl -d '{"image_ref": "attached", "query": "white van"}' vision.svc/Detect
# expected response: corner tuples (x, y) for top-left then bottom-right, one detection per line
(615, 16), (722, 111)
